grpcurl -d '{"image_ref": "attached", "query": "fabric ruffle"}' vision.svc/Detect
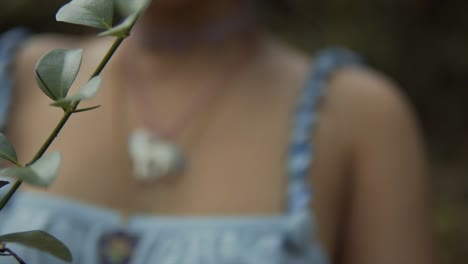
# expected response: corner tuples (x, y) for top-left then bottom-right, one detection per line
(0, 192), (329, 264)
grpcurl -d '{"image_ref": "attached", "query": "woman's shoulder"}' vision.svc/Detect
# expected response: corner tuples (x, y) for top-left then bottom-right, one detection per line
(14, 33), (112, 81)
(16, 33), (79, 66)
(270, 40), (415, 131)
(6, 33), (114, 130)
(320, 62), (424, 174)
(328, 65), (417, 130)
(277, 43), (421, 152)
(9, 33), (115, 112)
(264, 38), (417, 140)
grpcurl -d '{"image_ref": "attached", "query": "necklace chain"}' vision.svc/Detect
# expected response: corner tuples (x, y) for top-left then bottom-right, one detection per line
(122, 4), (260, 180)
(125, 57), (239, 140)
(123, 41), (258, 180)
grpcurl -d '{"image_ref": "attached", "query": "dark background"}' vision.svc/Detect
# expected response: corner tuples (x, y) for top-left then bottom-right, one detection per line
(1, 1), (467, 263)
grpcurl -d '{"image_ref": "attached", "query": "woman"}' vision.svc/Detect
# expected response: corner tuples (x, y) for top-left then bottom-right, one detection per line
(0, 0), (431, 263)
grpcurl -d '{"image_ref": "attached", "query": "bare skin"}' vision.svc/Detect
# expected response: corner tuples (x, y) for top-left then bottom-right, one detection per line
(5, 1), (432, 263)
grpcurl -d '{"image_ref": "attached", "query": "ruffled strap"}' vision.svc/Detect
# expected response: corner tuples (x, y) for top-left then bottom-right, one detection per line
(286, 47), (364, 214)
(284, 47), (363, 255)
(0, 28), (30, 132)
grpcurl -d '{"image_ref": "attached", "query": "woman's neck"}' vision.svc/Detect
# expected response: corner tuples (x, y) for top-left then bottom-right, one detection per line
(140, 0), (252, 36)
(128, 0), (261, 64)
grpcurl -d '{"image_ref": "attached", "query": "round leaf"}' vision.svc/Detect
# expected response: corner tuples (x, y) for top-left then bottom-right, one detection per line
(29, 152), (62, 187)
(0, 133), (18, 164)
(0, 167), (38, 185)
(0, 230), (72, 262)
(56, 0), (114, 29)
(51, 76), (102, 108)
(35, 49), (83, 101)
(0, 152), (62, 188)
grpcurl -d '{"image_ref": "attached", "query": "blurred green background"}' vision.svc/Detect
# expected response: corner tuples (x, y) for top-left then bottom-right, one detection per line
(1, 0), (467, 263)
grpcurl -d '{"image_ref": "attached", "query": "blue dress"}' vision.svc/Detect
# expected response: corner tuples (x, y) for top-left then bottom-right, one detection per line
(0, 28), (363, 264)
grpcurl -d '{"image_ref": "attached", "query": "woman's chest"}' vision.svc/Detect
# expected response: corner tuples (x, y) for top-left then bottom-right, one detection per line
(9, 74), (297, 214)
(7, 58), (349, 258)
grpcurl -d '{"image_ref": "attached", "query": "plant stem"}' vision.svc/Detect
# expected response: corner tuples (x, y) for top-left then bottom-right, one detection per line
(91, 37), (124, 78)
(0, 36), (125, 211)
(0, 180), (21, 211)
(1, 248), (26, 264)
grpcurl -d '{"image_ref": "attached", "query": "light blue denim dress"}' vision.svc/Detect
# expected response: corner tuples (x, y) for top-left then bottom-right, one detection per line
(0, 28), (362, 264)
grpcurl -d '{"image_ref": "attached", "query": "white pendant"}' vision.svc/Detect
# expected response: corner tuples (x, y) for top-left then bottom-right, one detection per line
(128, 128), (184, 181)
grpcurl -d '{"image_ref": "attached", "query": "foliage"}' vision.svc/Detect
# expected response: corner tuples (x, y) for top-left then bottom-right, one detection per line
(0, 0), (149, 262)
(0, 231), (72, 262)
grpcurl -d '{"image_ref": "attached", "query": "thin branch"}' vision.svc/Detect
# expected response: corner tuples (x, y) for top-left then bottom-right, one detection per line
(72, 105), (101, 113)
(0, 36), (126, 211)
(1, 248), (26, 264)
(91, 37), (124, 78)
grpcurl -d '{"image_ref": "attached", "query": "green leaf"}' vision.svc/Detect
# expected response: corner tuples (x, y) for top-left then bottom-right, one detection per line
(0, 230), (72, 262)
(56, 0), (114, 29)
(35, 49), (83, 101)
(0, 133), (18, 165)
(51, 76), (102, 108)
(0, 167), (36, 184)
(0, 152), (62, 188)
(29, 152), (62, 187)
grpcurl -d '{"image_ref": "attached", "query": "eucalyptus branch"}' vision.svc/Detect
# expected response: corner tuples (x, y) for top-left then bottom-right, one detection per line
(1, 247), (26, 264)
(0, 181), (21, 211)
(73, 105), (101, 113)
(0, 36), (125, 211)
(91, 37), (125, 78)
(0, 1), (149, 262)
(33, 36), (125, 162)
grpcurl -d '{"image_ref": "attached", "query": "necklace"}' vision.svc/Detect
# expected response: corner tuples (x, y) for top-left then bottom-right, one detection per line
(124, 3), (261, 181)
(124, 44), (257, 181)
(126, 66), (227, 181)
(128, 128), (184, 181)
